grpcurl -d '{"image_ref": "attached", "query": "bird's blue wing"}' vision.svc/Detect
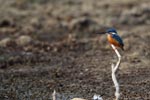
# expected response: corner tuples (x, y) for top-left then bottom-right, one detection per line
(112, 34), (124, 46)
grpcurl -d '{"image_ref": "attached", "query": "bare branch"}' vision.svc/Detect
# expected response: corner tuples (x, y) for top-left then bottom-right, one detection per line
(111, 44), (121, 100)
(52, 90), (56, 100)
(93, 94), (103, 100)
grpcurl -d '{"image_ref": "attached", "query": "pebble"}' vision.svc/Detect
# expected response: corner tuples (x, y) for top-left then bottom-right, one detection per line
(71, 98), (87, 100)
(0, 37), (13, 47)
(16, 35), (32, 46)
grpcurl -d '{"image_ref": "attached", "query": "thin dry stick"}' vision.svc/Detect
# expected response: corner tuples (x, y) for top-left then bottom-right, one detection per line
(93, 94), (103, 100)
(52, 90), (56, 100)
(111, 44), (121, 100)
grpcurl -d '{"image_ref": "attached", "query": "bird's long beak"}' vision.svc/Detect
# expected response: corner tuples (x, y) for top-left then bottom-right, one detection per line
(95, 31), (106, 34)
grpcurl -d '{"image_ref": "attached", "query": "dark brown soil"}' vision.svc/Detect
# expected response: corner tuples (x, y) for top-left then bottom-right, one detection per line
(0, 0), (150, 100)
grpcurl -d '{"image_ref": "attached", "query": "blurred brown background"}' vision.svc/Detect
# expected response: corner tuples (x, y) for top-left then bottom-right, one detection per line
(0, 0), (150, 99)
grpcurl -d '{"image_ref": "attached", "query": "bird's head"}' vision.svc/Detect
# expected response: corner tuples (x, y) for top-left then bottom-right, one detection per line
(106, 28), (117, 34)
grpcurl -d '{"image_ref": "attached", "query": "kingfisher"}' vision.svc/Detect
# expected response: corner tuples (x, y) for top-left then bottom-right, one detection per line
(97, 28), (124, 50)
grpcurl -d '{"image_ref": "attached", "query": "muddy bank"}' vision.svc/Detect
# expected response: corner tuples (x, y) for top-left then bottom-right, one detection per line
(0, 0), (150, 100)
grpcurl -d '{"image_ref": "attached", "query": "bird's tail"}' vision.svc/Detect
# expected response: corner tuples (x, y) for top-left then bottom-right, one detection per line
(121, 46), (124, 51)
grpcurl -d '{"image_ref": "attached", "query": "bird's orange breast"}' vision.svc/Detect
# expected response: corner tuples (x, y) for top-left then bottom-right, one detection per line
(107, 34), (120, 47)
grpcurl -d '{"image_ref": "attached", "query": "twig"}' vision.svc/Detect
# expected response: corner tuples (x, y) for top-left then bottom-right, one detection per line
(93, 94), (103, 100)
(52, 90), (56, 100)
(111, 44), (121, 100)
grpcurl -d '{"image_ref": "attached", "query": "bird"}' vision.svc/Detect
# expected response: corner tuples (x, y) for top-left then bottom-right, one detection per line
(106, 28), (124, 50)
(96, 28), (124, 50)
